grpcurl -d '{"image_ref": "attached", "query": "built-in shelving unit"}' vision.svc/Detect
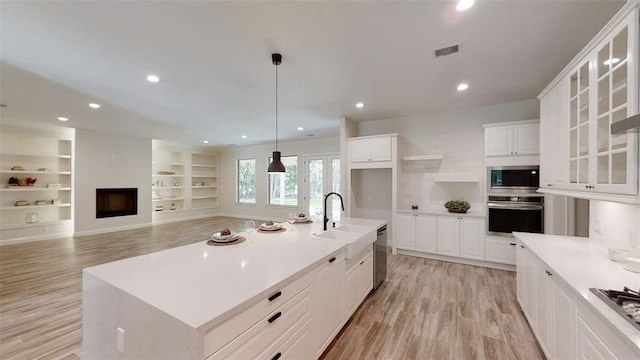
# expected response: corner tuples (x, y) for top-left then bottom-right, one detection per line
(191, 153), (218, 210)
(151, 149), (185, 213)
(0, 132), (73, 232)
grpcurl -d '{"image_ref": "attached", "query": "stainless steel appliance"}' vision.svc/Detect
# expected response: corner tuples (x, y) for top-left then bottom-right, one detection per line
(487, 195), (544, 236)
(590, 287), (640, 330)
(488, 165), (540, 194)
(374, 225), (387, 289)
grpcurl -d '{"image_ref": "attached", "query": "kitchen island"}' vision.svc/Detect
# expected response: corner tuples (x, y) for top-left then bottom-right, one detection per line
(83, 217), (385, 359)
(514, 232), (640, 359)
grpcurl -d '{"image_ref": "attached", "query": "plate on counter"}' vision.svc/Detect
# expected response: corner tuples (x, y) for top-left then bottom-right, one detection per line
(260, 223), (283, 231)
(211, 231), (240, 243)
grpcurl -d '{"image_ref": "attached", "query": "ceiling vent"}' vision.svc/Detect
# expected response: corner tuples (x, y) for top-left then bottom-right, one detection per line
(435, 44), (460, 58)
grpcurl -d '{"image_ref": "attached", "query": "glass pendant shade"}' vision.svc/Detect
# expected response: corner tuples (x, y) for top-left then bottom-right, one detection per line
(268, 151), (286, 173)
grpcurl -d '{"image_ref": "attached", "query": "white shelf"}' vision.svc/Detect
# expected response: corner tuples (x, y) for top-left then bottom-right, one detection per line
(152, 186), (184, 189)
(152, 162), (184, 166)
(152, 208), (185, 213)
(1, 203), (71, 210)
(152, 197), (185, 202)
(1, 170), (71, 175)
(402, 154), (443, 161)
(192, 164), (217, 168)
(2, 153), (71, 159)
(1, 187), (71, 191)
(191, 185), (217, 189)
(192, 175), (215, 178)
(152, 174), (184, 177)
(192, 196), (218, 200)
(434, 173), (479, 183)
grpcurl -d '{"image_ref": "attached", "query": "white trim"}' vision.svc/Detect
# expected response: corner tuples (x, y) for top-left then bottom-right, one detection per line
(396, 249), (516, 271)
(538, 2), (640, 98)
(0, 231), (73, 246)
(346, 133), (399, 141)
(149, 213), (219, 225)
(73, 222), (153, 237)
(481, 119), (539, 128)
(538, 187), (640, 205)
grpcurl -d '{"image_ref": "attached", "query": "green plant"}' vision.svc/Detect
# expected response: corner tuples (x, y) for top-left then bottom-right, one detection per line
(444, 200), (470, 212)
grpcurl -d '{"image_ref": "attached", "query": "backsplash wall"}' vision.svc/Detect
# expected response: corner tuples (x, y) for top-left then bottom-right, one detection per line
(590, 200), (640, 257)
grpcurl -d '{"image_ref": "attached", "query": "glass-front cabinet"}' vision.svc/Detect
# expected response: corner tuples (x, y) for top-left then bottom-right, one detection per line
(566, 9), (638, 196)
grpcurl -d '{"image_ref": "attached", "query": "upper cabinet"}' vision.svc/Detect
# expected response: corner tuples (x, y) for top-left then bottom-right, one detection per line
(346, 134), (397, 169)
(539, 4), (639, 201)
(484, 122), (540, 157)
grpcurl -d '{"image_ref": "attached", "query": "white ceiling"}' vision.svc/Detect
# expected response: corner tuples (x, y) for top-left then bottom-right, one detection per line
(0, 0), (625, 147)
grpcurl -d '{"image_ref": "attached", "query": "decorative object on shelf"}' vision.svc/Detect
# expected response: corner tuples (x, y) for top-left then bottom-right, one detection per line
(25, 177), (37, 186)
(7, 177), (37, 186)
(267, 53), (286, 173)
(25, 212), (39, 223)
(14, 200), (29, 206)
(174, 181), (180, 187)
(11, 165), (24, 171)
(444, 200), (470, 213)
(35, 200), (48, 205)
(170, 203), (176, 210)
(155, 205), (163, 212)
(37, 168), (52, 171)
(51, 199), (61, 205)
(157, 171), (175, 175)
(411, 205), (419, 210)
(8, 177), (19, 186)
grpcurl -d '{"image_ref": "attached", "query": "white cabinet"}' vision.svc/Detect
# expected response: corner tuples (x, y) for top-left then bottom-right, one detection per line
(345, 248), (373, 319)
(485, 236), (517, 265)
(551, 276), (576, 360)
(484, 123), (540, 157)
(314, 253), (345, 356)
(437, 216), (484, 260)
(394, 213), (437, 253)
(347, 135), (392, 166)
(540, 80), (569, 189)
(515, 242), (528, 314)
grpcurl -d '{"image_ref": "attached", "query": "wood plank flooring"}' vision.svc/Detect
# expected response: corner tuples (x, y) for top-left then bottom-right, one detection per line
(0, 216), (544, 359)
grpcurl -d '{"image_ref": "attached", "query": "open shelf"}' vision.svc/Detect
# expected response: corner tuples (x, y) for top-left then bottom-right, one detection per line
(1, 187), (71, 192)
(1, 170), (71, 175)
(152, 197), (185, 202)
(1, 203), (71, 210)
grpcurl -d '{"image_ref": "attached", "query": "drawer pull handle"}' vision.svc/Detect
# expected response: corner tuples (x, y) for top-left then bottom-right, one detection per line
(329, 257), (336, 263)
(268, 311), (282, 324)
(360, 261), (365, 265)
(271, 352), (282, 360)
(268, 291), (282, 302)
(509, 243), (516, 246)
(520, 245), (525, 248)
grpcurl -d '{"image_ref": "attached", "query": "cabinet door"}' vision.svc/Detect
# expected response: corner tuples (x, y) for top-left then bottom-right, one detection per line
(567, 60), (592, 191)
(345, 264), (360, 317)
(368, 137), (392, 162)
(415, 215), (437, 253)
(485, 126), (514, 156)
(525, 250), (537, 332)
(395, 213), (416, 250)
(436, 217), (460, 256)
(576, 317), (617, 360)
(551, 276), (576, 360)
(459, 218), (484, 260)
(360, 251), (374, 299)
(348, 139), (370, 163)
(535, 264), (551, 358)
(485, 238), (516, 265)
(539, 91), (555, 187)
(315, 254), (345, 353)
(516, 243), (527, 310)
(513, 123), (540, 155)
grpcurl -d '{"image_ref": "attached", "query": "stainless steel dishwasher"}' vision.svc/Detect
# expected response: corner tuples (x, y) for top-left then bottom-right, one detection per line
(374, 225), (387, 289)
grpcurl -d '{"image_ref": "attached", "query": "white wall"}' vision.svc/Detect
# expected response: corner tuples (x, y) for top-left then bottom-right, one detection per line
(589, 200), (640, 257)
(75, 129), (153, 235)
(356, 99), (540, 212)
(219, 136), (339, 221)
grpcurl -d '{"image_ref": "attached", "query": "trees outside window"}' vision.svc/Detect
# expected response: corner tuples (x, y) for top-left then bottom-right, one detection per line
(237, 159), (256, 204)
(269, 156), (298, 206)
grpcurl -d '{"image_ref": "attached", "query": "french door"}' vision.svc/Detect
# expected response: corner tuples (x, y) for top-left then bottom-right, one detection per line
(303, 154), (341, 223)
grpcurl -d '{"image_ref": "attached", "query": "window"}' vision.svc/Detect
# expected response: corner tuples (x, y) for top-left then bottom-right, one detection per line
(237, 159), (256, 204)
(269, 155), (298, 206)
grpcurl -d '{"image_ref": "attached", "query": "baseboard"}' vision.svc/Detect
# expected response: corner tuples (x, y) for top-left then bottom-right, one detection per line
(74, 222), (153, 237)
(397, 249), (516, 271)
(152, 213), (220, 225)
(0, 231), (73, 246)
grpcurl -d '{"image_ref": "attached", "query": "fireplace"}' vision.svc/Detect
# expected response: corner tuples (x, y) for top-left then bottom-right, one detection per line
(96, 188), (138, 218)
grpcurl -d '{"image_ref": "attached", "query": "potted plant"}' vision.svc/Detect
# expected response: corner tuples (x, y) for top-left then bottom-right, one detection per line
(444, 200), (470, 214)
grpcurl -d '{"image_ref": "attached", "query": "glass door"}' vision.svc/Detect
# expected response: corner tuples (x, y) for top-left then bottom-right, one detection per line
(303, 154), (340, 223)
(568, 61), (591, 189)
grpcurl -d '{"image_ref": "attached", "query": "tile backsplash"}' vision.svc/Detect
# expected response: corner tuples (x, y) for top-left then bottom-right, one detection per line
(590, 200), (640, 257)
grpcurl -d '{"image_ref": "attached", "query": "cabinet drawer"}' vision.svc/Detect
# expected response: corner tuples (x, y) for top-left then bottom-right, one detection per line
(204, 269), (314, 356)
(207, 287), (312, 360)
(485, 237), (517, 265)
(258, 318), (312, 360)
(345, 244), (373, 270)
(577, 317), (616, 360)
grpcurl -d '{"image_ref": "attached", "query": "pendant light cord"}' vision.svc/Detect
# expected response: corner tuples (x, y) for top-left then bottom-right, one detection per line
(275, 63), (279, 151)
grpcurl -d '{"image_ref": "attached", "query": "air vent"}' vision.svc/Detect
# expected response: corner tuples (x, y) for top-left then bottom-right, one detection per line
(435, 44), (459, 58)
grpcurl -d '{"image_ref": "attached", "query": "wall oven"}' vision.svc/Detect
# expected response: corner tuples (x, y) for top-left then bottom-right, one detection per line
(487, 195), (544, 236)
(488, 165), (540, 193)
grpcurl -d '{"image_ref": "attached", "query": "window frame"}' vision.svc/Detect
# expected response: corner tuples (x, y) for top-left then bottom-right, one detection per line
(267, 155), (299, 208)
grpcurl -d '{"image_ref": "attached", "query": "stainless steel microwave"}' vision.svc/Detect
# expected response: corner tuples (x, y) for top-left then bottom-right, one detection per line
(487, 166), (540, 193)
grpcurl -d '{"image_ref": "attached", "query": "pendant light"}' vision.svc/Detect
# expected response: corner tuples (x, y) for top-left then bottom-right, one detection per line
(268, 53), (286, 173)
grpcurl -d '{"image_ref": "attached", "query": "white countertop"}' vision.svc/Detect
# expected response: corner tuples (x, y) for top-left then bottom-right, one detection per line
(513, 232), (640, 353)
(397, 208), (486, 218)
(83, 217), (384, 331)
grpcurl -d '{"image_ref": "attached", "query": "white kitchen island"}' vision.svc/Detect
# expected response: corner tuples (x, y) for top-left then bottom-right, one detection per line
(83, 217), (385, 360)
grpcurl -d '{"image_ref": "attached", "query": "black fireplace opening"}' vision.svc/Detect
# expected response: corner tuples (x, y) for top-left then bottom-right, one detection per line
(96, 188), (138, 218)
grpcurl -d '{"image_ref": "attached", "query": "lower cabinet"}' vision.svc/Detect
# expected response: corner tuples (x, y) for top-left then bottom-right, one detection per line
(436, 216), (484, 260)
(485, 236), (517, 264)
(345, 248), (374, 318)
(314, 252), (346, 356)
(394, 213), (437, 252)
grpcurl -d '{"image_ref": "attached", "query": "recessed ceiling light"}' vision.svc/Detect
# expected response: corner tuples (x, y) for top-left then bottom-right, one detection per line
(88, 103), (101, 109)
(57, 116), (69, 122)
(457, 83), (469, 91)
(241, 135), (247, 139)
(297, 127), (304, 131)
(456, 0), (475, 11)
(146, 75), (160, 83)
(355, 102), (364, 109)
(603, 57), (620, 66)
(202, 140), (209, 144)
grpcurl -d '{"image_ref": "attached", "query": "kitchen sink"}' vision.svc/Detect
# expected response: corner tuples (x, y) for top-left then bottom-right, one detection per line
(314, 226), (376, 259)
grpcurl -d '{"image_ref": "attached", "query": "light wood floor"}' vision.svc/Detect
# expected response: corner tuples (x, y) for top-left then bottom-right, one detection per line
(0, 216), (544, 360)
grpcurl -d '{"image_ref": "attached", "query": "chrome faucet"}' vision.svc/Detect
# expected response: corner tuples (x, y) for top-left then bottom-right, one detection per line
(323, 192), (345, 231)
